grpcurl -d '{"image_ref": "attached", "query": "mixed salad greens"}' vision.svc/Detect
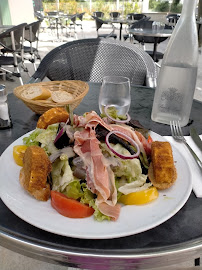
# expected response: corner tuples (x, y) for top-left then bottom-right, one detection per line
(21, 108), (156, 221)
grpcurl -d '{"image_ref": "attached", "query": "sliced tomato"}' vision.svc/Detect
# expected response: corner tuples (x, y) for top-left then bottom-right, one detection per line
(51, 191), (94, 218)
(147, 135), (153, 144)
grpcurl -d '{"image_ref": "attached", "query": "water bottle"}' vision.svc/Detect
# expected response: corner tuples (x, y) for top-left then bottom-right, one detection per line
(151, 0), (198, 127)
(0, 85), (12, 129)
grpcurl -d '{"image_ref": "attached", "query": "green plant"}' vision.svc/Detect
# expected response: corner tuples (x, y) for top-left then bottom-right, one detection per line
(123, 1), (140, 16)
(154, 1), (169, 12)
(149, 0), (157, 11)
(170, 3), (182, 13)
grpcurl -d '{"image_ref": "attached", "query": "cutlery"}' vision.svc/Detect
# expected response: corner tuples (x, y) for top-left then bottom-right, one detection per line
(170, 120), (202, 170)
(190, 127), (202, 152)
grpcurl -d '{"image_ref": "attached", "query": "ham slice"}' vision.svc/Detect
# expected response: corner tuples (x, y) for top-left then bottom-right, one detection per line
(110, 124), (150, 156)
(73, 111), (150, 221)
(73, 112), (120, 221)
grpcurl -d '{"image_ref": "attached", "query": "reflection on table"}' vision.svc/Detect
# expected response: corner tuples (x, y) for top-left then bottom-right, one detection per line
(0, 82), (202, 269)
(128, 28), (173, 62)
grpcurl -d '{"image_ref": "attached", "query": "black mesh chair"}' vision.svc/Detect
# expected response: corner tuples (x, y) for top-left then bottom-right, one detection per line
(67, 14), (78, 35)
(166, 14), (180, 27)
(23, 20), (42, 71)
(126, 13), (146, 20)
(109, 12), (121, 19)
(35, 11), (44, 21)
(123, 16), (150, 41)
(76, 12), (85, 29)
(93, 11), (104, 18)
(92, 16), (117, 39)
(132, 20), (172, 62)
(28, 38), (157, 88)
(0, 23), (28, 85)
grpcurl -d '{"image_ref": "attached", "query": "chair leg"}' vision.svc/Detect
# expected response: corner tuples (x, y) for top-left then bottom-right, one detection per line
(0, 66), (24, 85)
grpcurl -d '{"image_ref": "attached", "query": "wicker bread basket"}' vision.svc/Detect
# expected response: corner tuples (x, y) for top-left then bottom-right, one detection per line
(14, 80), (89, 115)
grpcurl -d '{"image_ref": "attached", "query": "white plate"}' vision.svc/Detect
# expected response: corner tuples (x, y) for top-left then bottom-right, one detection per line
(0, 131), (192, 239)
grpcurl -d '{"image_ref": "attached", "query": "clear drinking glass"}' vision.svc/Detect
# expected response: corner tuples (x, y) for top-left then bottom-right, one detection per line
(98, 76), (131, 115)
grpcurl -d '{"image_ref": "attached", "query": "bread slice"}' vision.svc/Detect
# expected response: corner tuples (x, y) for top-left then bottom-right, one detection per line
(37, 107), (69, 129)
(19, 146), (52, 201)
(21, 85), (51, 100)
(51, 90), (73, 103)
(148, 141), (177, 190)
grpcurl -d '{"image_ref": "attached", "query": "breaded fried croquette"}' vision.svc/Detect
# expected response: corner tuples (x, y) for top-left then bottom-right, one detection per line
(37, 107), (69, 129)
(19, 146), (52, 201)
(148, 141), (177, 190)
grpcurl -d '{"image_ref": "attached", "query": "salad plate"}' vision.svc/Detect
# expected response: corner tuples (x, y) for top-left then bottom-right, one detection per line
(0, 130), (192, 239)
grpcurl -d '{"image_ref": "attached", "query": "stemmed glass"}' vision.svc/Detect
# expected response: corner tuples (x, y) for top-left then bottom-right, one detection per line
(98, 76), (131, 116)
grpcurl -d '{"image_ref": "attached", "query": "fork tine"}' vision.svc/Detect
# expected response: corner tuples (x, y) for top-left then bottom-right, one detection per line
(170, 120), (175, 137)
(176, 120), (183, 137)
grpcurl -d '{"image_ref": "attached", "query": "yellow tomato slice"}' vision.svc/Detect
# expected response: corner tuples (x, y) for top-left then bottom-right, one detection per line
(119, 187), (158, 205)
(13, 145), (28, 166)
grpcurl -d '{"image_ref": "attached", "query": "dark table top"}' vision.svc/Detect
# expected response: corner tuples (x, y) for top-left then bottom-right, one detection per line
(1, 83), (202, 269)
(128, 28), (173, 38)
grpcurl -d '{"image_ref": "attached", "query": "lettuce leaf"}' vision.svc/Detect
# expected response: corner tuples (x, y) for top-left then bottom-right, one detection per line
(51, 157), (74, 192)
(23, 124), (59, 155)
(23, 128), (44, 146)
(64, 180), (83, 200)
(102, 143), (145, 183)
(80, 184), (110, 221)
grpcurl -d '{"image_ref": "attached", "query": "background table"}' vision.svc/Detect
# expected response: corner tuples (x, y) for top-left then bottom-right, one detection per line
(1, 83), (202, 269)
(105, 18), (135, 40)
(128, 28), (172, 61)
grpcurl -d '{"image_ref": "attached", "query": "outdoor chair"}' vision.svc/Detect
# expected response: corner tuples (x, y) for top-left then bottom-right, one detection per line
(35, 11), (44, 21)
(23, 20), (42, 72)
(109, 12), (121, 19)
(126, 13), (147, 21)
(123, 16), (150, 41)
(0, 23), (28, 85)
(92, 16), (117, 39)
(67, 14), (78, 35)
(76, 12), (85, 29)
(27, 38), (157, 88)
(166, 13), (180, 27)
(93, 11), (104, 18)
(131, 20), (172, 62)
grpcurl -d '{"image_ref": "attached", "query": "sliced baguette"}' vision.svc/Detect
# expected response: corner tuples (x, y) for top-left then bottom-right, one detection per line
(21, 86), (51, 100)
(51, 90), (73, 103)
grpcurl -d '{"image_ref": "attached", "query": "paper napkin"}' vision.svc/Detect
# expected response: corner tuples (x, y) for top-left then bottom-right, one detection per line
(164, 135), (202, 198)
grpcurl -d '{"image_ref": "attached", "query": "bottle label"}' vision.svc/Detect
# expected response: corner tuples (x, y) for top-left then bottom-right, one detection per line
(159, 87), (183, 114)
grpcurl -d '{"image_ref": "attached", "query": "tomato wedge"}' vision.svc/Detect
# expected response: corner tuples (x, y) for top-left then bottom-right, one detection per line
(147, 135), (153, 144)
(51, 191), (94, 218)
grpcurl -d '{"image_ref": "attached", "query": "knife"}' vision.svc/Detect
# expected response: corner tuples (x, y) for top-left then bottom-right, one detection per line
(190, 127), (202, 152)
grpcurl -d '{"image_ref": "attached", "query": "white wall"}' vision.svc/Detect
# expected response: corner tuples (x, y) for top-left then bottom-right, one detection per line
(8, 0), (35, 24)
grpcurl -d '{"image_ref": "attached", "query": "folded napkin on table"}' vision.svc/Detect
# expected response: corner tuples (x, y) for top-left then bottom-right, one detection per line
(164, 135), (202, 198)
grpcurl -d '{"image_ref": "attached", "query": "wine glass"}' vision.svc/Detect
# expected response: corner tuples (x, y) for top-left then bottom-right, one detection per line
(98, 76), (131, 116)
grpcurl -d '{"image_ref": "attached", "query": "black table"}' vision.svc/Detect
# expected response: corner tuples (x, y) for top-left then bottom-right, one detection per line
(1, 83), (202, 269)
(128, 28), (173, 62)
(105, 18), (135, 40)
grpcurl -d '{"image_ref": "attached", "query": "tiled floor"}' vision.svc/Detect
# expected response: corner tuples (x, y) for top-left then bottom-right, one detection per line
(1, 20), (202, 270)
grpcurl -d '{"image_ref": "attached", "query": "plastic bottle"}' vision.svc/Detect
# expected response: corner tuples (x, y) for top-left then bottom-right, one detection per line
(151, 0), (198, 127)
(0, 85), (12, 129)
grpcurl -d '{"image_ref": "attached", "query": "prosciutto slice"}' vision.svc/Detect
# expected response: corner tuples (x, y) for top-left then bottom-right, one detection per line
(73, 112), (120, 221)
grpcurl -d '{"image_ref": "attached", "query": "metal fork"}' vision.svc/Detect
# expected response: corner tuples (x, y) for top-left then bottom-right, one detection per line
(170, 120), (202, 170)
